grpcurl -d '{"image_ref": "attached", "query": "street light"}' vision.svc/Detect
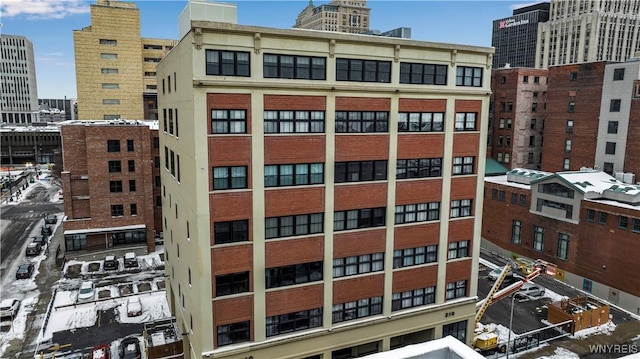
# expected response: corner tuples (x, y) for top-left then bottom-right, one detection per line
(506, 292), (535, 359)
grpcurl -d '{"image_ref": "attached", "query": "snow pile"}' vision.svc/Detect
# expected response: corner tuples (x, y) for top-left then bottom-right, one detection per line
(476, 322), (516, 343)
(571, 321), (616, 339)
(535, 347), (580, 359)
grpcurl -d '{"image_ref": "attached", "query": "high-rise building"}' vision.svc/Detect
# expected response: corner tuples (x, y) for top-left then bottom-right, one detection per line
(1, 34), (40, 124)
(535, 0), (640, 68)
(158, 3), (493, 358)
(73, 0), (176, 121)
(294, 0), (370, 34)
(491, 3), (550, 69)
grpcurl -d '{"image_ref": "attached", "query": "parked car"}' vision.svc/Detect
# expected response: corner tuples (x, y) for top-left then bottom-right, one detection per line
(32, 235), (47, 246)
(41, 225), (53, 236)
(119, 336), (141, 359)
(517, 282), (546, 298)
(126, 296), (142, 317)
(77, 281), (96, 302)
(15, 263), (35, 279)
(488, 266), (514, 281)
(123, 252), (138, 268)
(92, 344), (110, 359)
(44, 214), (58, 224)
(104, 255), (118, 271)
(0, 298), (21, 319)
(25, 242), (42, 256)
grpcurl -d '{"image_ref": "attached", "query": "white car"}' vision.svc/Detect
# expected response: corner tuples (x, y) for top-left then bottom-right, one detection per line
(77, 281), (95, 302)
(0, 298), (21, 318)
(517, 282), (546, 298)
(126, 296), (142, 317)
(488, 266), (513, 281)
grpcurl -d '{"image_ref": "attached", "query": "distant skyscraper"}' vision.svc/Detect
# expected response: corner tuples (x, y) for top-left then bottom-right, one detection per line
(536, 0), (640, 68)
(294, 0), (370, 34)
(0, 34), (40, 124)
(491, 2), (550, 69)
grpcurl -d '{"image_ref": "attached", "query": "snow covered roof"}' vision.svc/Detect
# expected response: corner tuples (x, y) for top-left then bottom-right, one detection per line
(59, 119), (159, 130)
(360, 336), (484, 359)
(63, 224), (146, 236)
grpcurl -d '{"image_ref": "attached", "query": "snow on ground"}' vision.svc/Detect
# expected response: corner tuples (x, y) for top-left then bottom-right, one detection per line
(480, 257), (500, 270)
(534, 347), (580, 359)
(571, 321), (616, 339)
(0, 295), (39, 354)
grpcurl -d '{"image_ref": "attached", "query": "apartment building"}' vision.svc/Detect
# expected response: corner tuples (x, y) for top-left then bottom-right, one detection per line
(1, 34), (40, 124)
(158, 4), (493, 358)
(483, 168), (640, 314)
(73, 0), (176, 121)
(489, 67), (548, 170)
(294, 0), (370, 34)
(536, 0), (640, 68)
(60, 120), (162, 253)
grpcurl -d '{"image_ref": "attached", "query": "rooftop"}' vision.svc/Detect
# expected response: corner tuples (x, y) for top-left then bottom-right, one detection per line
(59, 119), (159, 130)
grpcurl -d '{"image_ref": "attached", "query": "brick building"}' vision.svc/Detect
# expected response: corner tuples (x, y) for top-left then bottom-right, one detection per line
(157, 3), (493, 358)
(483, 168), (640, 314)
(60, 120), (162, 253)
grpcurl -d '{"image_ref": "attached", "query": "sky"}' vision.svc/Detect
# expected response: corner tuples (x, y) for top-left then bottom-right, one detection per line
(0, 0), (537, 99)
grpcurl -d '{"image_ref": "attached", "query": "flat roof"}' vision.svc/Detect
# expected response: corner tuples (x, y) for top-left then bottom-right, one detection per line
(63, 224), (146, 236)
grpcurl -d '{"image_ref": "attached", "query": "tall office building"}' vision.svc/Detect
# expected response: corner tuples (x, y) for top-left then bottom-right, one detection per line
(535, 0), (640, 68)
(158, 3), (493, 358)
(0, 34), (40, 124)
(294, 0), (370, 33)
(73, 0), (176, 121)
(491, 3), (550, 69)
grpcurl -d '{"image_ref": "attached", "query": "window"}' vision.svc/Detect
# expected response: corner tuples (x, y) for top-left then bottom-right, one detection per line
(568, 101), (575, 113)
(532, 102), (538, 112)
(497, 152), (503, 162)
(454, 112), (477, 131)
(393, 245), (437, 268)
(110, 180), (123, 193)
(557, 234), (569, 260)
(498, 190), (505, 201)
(265, 213), (324, 239)
(335, 111), (389, 133)
(335, 161), (386, 183)
(111, 204), (124, 217)
(397, 112), (444, 132)
(605, 142), (616, 155)
(499, 118), (505, 128)
(607, 121), (619, 134)
(396, 158), (442, 179)
(610, 99), (621, 112)
(445, 280), (467, 299)
(598, 212), (608, 224)
(100, 53), (117, 59)
(565, 139), (572, 152)
(498, 136), (504, 146)
(333, 207), (386, 231)
(99, 39), (117, 45)
(511, 193), (518, 204)
(265, 163), (324, 187)
(265, 261), (323, 289)
(533, 226), (544, 251)
(217, 321), (250, 347)
(263, 54), (326, 80)
(214, 220), (249, 244)
(216, 272), (249, 296)
(452, 157), (474, 175)
(534, 76), (540, 83)
(168, 109), (174, 135)
(613, 68), (625, 81)
(507, 103), (513, 112)
(455, 66), (482, 87)
(129, 180), (136, 192)
(523, 75), (529, 83)
(443, 320), (467, 342)
(107, 140), (120, 152)
(130, 203), (137, 216)
(144, 57), (161, 63)
(618, 216), (628, 230)
(531, 119), (537, 129)
(205, 50), (250, 76)
(127, 139), (134, 152)
(583, 279), (593, 293)
(450, 199), (472, 218)
(144, 71), (157, 77)
(101, 68), (118, 74)
(108, 160), (121, 173)
(336, 58), (391, 83)
(512, 220), (522, 244)
(603, 162), (614, 175)
(266, 308), (322, 337)
(264, 110), (324, 133)
(399, 62), (447, 85)
(102, 99), (120, 105)
(154, 156), (160, 168)
(447, 241), (469, 259)
(332, 296), (382, 323)
(155, 176), (160, 187)
(394, 202), (440, 224)
(566, 120), (573, 133)
(586, 209), (595, 222)
(538, 183), (575, 198)
(633, 219), (640, 233)
(528, 152), (534, 164)
(569, 72), (578, 80)
(102, 83), (119, 89)
(211, 109), (246, 134)
(563, 158), (570, 170)
(333, 253), (383, 278)
(533, 91), (538, 98)
(392, 286), (436, 311)
(213, 166), (247, 190)
(104, 114), (120, 121)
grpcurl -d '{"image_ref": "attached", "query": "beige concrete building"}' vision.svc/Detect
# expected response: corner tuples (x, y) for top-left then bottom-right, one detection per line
(294, 0), (370, 33)
(73, 0), (176, 121)
(158, 3), (493, 358)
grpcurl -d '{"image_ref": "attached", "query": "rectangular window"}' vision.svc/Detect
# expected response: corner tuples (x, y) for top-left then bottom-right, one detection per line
(455, 66), (482, 87)
(570, 72), (578, 80)
(565, 139), (572, 152)
(568, 101), (575, 113)
(216, 271), (249, 297)
(393, 245), (437, 268)
(336, 58), (391, 83)
(107, 140), (120, 152)
(109, 180), (123, 193)
(333, 253), (384, 278)
(213, 166), (247, 190)
(396, 158), (442, 179)
(534, 76), (540, 83)
(127, 139), (134, 152)
(333, 207), (386, 231)
(101, 68), (118, 74)
(443, 320), (467, 343)
(265, 261), (323, 289)
(394, 202), (440, 224)
(211, 109), (246, 134)
(511, 193), (518, 204)
(607, 121), (619, 134)
(205, 50), (250, 77)
(111, 204), (124, 217)
(332, 296), (382, 323)
(108, 160), (121, 173)
(511, 220), (522, 244)
(217, 321), (250, 347)
(102, 99), (120, 105)
(445, 280), (467, 300)
(598, 212), (608, 224)
(129, 180), (136, 192)
(632, 219), (640, 233)
(130, 203), (137, 216)
(154, 156), (160, 168)
(531, 119), (537, 129)
(265, 213), (324, 239)
(605, 142), (616, 155)
(99, 39), (117, 45)
(447, 240), (469, 259)
(265, 163), (324, 187)
(168, 109), (174, 135)
(532, 102), (538, 112)
(586, 209), (595, 222)
(392, 286), (436, 311)
(523, 75), (529, 83)
(557, 233), (569, 260)
(618, 216), (628, 230)
(454, 113), (477, 131)
(533, 226), (544, 251)
(264, 110), (325, 134)
(399, 62), (447, 85)
(102, 83), (119, 89)
(452, 156), (474, 175)
(566, 120), (574, 133)
(397, 112), (444, 132)
(613, 68), (625, 81)
(128, 160), (135, 172)
(214, 220), (249, 244)
(335, 161), (386, 183)
(263, 54), (326, 80)
(100, 53), (117, 59)
(610, 99), (621, 112)
(335, 111), (389, 133)
(266, 308), (322, 337)
(563, 158), (570, 170)
(450, 199), (472, 218)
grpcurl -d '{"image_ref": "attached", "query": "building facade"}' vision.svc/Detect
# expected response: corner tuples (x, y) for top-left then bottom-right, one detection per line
(39, 98), (76, 122)
(294, 0), (370, 34)
(535, 0), (640, 68)
(73, 0), (176, 121)
(1, 34), (40, 124)
(0, 124), (61, 166)
(491, 2), (550, 69)
(483, 168), (640, 314)
(60, 120), (162, 253)
(158, 11), (493, 359)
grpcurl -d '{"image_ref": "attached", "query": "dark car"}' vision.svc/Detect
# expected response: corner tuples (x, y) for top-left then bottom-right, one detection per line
(44, 214), (58, 224)
(41, 225), (53, 236)
(15, 263), (35, 279)
(104, 255), (118, 271)
(123, 252), (138, 268)
(25, 242), (42, 256)
(32, 235), (47, 246)
(119, 337), (141, 359)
